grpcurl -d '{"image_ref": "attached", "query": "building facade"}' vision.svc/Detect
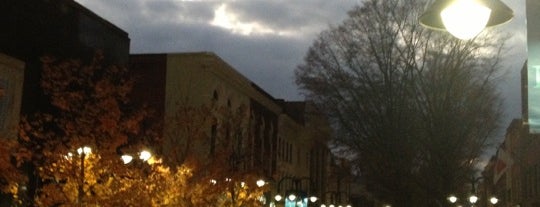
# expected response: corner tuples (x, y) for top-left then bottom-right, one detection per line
(0, 0), (130, 115)
(3, 0), (339, 205)
(129, 53), (333, 206)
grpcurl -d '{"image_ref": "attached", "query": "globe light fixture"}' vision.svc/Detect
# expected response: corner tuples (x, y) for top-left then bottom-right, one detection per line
(139, 150), (152, 161)
(121, 155), (133, 164)
(490, 196), (498, 204)
(256, 179), (265, 187)
(288, 194), (297, 201)
(447, 195), (458, 203)
(440, 0), (492, 39)
(275, 194), (282, 202)
(77, 146), (92, 155)
(469, 195), (479, 204)
(309, 196), (318, 203)
(420, 0), (513, 40)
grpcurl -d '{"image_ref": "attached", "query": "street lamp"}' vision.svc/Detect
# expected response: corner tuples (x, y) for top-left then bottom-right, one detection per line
(257, 179), (266, 187)
(121, 150), (153, 164)
(420, 0), (513, 40)
(469, 195), (478, 205)
(76, 146), (91, 207)
(447, 195), (458, 203)
(489, 196), (498, 205)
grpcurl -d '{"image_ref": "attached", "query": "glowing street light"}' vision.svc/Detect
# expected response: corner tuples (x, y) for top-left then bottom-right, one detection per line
(77, 146), (92, 155)
(139, 150), (152, 161)
(420, 0), (513, 40)
(287, 193), (296, 202)
(469, 195), (479, 204)
(490, 196), (498, 204)
(447, 195), (458, 203)
(75, 146), (91, 207)
(121, 155), (134, 164)
(256, 179), (265, 187)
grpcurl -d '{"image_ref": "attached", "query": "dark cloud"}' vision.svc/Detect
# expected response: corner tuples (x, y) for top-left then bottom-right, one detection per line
(75, 0), (526, 108)
(75, 0), (358, 101)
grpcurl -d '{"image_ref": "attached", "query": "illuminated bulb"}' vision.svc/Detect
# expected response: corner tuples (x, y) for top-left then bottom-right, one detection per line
(139, 150), (152, 161)
(440, 0), (491, 40)
(288, 194), (296, 201)
(490, 197), (498, 204)
(77, 146), (92, 155)
(256, 179), (265, 187)
(448, 195), (458, 203)
(469, 195), (478, 204)
(121, 155), (133, 164)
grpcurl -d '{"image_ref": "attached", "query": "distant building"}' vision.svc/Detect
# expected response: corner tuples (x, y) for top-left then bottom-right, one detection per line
(0, 54), (24, 140)
(0, 0), (130, 204)
(525, 0), (540, 133)
(0, 0), (130, 115)
(129, 53), (332, 206)
(1, 0), (338, 205)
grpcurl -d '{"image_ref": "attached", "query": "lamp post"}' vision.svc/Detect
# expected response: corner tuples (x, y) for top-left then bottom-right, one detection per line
(76, 146), (91, 207)
(420, 0), (513, 40)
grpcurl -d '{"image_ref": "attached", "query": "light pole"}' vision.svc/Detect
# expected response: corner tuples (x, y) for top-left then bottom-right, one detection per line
(76, 146), (91, 207)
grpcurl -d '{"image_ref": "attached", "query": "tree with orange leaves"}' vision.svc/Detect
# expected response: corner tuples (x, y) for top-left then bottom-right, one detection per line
(18, 53), (267, 206)
(0, 136), (29, 205)
(161, 97), (268, 207)
(18, 52), (162, 206)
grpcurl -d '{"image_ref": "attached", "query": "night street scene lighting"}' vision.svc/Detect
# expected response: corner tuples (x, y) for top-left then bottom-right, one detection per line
(420, 0), (513, 39)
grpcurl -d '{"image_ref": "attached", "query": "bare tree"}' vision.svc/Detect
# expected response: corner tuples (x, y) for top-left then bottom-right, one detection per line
(295, 0), (507, 206)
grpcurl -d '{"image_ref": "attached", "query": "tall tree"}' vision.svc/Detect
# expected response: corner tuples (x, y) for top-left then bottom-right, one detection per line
(19, 53), (266, 206)
(295, 0), (507, 206)
(19, 52), (160, 206)
(0, 137), (29, 205)
(163, 98), (267, 207)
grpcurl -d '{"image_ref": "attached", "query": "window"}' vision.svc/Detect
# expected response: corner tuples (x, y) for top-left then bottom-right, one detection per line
(210, 124), (217, 155)
(212, 90), (219, 101)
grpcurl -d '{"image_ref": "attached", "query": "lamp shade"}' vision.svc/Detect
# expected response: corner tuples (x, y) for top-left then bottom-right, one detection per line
(420, 0), (513, 38)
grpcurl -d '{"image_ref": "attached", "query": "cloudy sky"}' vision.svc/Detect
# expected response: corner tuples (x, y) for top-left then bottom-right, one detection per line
(74, 0), (527, 130)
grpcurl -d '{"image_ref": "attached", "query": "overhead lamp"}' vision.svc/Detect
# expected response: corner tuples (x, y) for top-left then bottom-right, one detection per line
(447, 195), (458, 203)
(469, 195), (479, 204)
(420, 0), (513, 40)
(256, 179), (265, 187)
(489, 196), (499, 204)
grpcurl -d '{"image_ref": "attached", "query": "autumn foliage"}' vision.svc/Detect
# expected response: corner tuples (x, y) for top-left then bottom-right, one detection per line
(0, 137), (28, 202)
(14, 53), (266, 206)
